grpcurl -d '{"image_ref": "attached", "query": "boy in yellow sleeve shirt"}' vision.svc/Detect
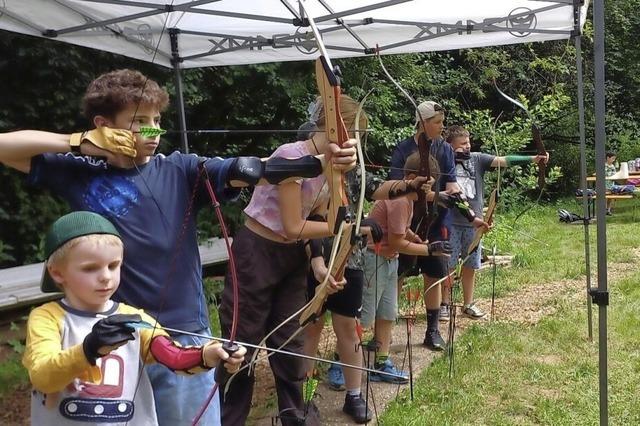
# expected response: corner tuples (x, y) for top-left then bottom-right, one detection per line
(23, 211), (246, 425)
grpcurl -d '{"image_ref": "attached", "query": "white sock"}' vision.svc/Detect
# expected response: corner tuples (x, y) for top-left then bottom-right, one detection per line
(347, 388), (360, 397)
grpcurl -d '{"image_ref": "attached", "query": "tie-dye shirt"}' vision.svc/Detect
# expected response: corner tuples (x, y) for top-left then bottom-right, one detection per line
(244, 141), (328, 238)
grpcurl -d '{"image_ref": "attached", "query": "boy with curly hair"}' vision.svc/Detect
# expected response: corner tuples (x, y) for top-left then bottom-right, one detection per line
(0, 69), (356, 425)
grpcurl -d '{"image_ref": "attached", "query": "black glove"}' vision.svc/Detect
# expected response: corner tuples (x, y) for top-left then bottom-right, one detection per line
(426, 241), (452, 256)
(437, 192), (476, 222)
(226, 156), (263, 186)
(437, 192), (468, 209)
(436, 192), (455, 209)
(83, 314), (142, 365)
(361, 217), (383, 244)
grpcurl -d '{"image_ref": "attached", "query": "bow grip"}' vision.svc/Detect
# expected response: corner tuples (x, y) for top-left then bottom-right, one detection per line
(214, 341), (240, 387)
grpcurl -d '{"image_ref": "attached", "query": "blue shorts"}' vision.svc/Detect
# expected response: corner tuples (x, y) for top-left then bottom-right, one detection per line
(146, 327), (220, 426)
(361, 250), (398, 327)
(448, 225), (482, 270)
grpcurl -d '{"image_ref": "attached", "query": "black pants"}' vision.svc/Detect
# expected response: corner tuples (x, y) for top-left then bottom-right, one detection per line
(219, 227), (319, 426)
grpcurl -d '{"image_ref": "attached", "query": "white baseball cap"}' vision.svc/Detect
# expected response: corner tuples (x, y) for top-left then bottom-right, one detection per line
(415, 101), (445, 124)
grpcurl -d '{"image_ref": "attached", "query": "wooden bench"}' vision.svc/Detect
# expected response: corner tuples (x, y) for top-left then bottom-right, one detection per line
(0, 238), (230, 312)
(576, 194), (634, 218)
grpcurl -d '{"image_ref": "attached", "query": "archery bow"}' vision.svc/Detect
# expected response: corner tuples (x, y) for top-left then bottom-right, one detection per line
(191, 165), (240, 425)
(493, 80), (547, 225)
(298, 89), (371, 325)
(244, 0), (361, 379)
(376, 50), (438, 262)
(296, 1), (358, 324)
(466, 188), (498, 256)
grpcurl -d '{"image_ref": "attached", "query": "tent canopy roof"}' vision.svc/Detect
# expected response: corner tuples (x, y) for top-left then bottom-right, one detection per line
(0, 0), (588, 68)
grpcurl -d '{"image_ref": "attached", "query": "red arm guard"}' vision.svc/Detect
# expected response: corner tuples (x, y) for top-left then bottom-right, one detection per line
(150, 335), (207, 372)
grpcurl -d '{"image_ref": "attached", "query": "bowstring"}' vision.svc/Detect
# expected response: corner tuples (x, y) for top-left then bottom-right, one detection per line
(119, 5), (197, 424)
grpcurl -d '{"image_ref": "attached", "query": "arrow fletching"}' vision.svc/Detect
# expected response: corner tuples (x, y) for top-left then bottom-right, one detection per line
(303, 377), (319, 403)
(138, 126), (167, 138)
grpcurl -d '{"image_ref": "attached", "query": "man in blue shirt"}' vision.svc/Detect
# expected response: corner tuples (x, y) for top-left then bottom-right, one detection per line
(389, 101), (486, 350)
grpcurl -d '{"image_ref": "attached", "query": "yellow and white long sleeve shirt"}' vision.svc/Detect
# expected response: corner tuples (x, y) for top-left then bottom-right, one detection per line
(23, 300), (166, 426)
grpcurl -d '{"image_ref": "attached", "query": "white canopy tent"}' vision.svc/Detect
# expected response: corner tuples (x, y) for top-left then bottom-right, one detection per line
(0, 0), (586, 68)
(1, 2), (611, 425)
(0, 0), (590, 151)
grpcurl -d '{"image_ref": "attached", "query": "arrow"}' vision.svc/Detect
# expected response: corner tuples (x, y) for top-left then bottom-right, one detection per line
(128, 320), (406, 380)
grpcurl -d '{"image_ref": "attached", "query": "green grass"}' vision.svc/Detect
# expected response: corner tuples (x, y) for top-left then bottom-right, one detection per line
(0, 354), (27, 396)
(381, 198), (640, 425)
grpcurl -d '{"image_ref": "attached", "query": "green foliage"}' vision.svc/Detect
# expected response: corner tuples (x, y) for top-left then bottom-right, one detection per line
(203, 277), (224, 336)
(6, 339), (25, 355)
(612, 130), (640, 162)
(0, 240), (15, 264)
(0, 355), (28, 396)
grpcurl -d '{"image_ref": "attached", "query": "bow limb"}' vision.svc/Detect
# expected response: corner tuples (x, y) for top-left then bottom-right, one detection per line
(376, 50), (436, 242)
(494, 80), (547, 231)
(191, 168), (240, 425)
(466, 188), (498, 256)
(414, 135), (435, 241)
(315, 57), (351, 235)
(299, 223), (353, 325)
(493, 79), (547, 194)
(354, 90), (374, 234)
(302, 1), (350, 236)
(532, 124), (546, 190)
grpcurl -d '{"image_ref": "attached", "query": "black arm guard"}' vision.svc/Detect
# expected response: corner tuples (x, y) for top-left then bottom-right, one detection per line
(308, 238), (324, 259)
(227, 157), (263, 186)
(263, 156), (323, 184)
(227, 155), (323, 186)
(426, 241), (452, 256)
(364, 171), (385, 201)
(386, 180), (417, 199)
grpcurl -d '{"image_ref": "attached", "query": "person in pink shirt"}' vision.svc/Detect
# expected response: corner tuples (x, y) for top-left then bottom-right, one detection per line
(361, 152), (451, 380)
(219, 94), (363, 426)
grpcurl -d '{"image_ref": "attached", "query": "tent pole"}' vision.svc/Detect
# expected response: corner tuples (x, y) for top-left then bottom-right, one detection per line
(170, 29), (189, 154)
(574, 18), (593, 343)
(592, 0), (609, 424)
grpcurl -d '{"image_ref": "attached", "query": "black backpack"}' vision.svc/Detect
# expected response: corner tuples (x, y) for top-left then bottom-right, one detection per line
(558, 209), (582, 223)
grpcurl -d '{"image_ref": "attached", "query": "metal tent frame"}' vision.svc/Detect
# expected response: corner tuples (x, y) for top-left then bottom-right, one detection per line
(0, 1), (609, 424)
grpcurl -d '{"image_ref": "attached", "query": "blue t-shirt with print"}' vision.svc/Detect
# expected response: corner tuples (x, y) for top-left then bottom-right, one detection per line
(29, 151), (238, 331)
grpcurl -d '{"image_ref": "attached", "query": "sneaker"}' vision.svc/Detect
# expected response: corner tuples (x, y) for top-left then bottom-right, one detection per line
(327, 363), (346, 391)
(462, 302), (486, 319)
(368, 359), (409, 384)
(343, 393), (373, 424)
(439, 304), (450, 322)
(423, 329), (446, 351)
